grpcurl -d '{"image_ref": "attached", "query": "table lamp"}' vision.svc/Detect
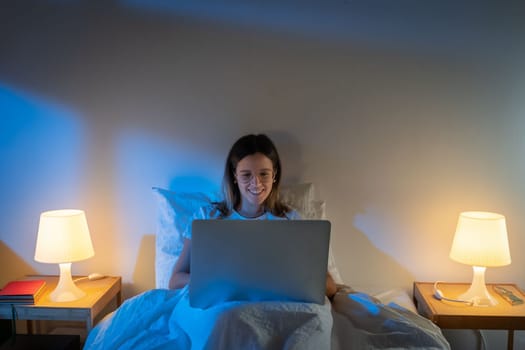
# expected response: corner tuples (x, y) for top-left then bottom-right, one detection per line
(34, 209), (95, 302)
(449, 211), (511, 306)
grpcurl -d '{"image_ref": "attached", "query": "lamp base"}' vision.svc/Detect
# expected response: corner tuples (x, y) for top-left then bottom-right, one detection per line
(460, 266), (497, 307)
(50, 263), (86, 302)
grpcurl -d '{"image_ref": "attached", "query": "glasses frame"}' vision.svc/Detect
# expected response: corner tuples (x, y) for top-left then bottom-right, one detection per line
(235, 169), (276, 185)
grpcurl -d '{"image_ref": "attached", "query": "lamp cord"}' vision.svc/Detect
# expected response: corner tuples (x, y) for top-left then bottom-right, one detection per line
(477, 329), (487, 350)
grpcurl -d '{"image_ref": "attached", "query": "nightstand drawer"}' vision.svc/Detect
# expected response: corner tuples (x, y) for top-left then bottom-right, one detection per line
(14, 307), (89, 321)
(0, 334), (80, 350)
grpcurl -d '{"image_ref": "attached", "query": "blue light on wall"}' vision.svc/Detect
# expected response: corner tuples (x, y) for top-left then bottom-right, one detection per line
(113, 129), (222, 245)
(0, 84), (86, 260)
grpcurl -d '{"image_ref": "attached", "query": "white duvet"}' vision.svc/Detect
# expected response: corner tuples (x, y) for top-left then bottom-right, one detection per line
(84, 287), (449, 350)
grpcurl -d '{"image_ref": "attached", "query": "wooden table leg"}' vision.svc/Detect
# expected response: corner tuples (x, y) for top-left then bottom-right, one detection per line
(508, 329), (514, 350)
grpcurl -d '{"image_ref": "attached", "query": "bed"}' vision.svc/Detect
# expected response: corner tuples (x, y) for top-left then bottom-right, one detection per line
(83, 184), (450, 349)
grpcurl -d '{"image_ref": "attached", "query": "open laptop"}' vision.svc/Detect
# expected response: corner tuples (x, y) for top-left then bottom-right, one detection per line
(189, 219), (331, 309)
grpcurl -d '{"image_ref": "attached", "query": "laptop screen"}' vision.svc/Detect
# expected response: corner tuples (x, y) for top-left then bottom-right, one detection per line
(189, 219), (331, 308)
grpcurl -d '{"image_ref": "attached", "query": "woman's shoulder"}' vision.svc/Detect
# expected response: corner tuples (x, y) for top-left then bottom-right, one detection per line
(183, 204), (223, 239)
(284, 209), (301, 220)
(265, 209), (301, 220)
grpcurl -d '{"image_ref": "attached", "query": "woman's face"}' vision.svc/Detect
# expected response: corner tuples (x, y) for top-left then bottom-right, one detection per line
(234, 152), (275, 211)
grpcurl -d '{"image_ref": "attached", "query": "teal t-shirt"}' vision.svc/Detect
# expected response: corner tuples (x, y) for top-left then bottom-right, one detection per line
(183, 205), (300, 239)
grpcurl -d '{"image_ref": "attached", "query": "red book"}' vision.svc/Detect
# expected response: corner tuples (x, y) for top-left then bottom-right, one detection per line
(0, 279), (46, 304)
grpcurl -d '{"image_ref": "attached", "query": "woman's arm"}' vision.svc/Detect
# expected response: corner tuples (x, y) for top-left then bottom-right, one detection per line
(168, 238), (192, 290)
(326, 271), (337, 299)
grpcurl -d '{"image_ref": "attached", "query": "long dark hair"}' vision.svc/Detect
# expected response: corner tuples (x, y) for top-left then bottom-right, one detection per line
(215, 134), (291, 217)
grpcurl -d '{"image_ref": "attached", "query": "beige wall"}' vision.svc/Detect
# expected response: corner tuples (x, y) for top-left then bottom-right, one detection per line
(1, 1), (524, 310)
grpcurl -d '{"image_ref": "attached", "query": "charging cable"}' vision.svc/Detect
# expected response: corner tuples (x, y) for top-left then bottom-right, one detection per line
(433, 282), (487, 349)
(74, 273), (106, 282)
(433, 281), (473, 305)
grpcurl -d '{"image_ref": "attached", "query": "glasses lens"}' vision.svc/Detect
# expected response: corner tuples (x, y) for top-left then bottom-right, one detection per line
(236, 170), (273, 184)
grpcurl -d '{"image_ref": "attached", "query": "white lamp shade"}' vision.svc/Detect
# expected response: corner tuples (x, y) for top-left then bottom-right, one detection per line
(35, 209), (95, 263)
(449, 211), (511, 267)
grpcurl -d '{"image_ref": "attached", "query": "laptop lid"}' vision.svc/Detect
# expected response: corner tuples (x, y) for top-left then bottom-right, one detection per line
(189, 219), (331, 309)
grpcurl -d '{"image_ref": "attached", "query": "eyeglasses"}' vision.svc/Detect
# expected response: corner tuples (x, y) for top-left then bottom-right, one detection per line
(235, 170), (275, 184)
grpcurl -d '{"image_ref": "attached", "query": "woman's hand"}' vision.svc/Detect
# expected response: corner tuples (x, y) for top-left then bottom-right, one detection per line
(326, 272), (337, 299)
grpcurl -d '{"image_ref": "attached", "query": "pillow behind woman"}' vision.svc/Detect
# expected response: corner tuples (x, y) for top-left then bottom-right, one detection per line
(153, 183), (343, 289)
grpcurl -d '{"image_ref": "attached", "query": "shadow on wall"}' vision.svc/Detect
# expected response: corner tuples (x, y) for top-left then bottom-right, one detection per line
(266, 130), (306, 186)
(0, 240), (38, 287)
(338, 224), (415, 292)
(130, 234), (156, 297)
(346, 230), (414, 292)
(119, 0), (523, 59)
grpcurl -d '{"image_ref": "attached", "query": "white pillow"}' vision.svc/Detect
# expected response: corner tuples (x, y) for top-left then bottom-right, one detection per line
(280, 184), (327, 220)
(153, 183), (343, 289)
(153, 187), (213, 289)
(280, 183), (315, 216)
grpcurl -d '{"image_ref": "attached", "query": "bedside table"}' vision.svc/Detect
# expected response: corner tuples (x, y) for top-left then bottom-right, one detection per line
(414, 282), (525, 350)
(0, 275), (121, 335)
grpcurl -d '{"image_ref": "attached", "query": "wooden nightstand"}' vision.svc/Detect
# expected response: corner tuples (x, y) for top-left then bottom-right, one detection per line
(0, 275), (121, 335)
(414, 282), (525, 350)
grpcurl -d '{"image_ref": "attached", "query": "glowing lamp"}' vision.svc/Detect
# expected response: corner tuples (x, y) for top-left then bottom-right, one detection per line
(34, 209), (94, 302)
(449, 211), (511, 306)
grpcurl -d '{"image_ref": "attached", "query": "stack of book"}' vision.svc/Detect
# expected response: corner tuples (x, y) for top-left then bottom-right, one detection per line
(0, 279), (46, 305)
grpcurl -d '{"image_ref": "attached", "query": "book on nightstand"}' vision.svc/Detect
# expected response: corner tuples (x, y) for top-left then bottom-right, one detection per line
(0, 279), (46, 304)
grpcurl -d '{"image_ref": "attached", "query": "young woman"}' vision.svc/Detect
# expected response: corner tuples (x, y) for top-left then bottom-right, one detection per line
(169, 133), (337, 298)
(84, 134), (335, 350)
